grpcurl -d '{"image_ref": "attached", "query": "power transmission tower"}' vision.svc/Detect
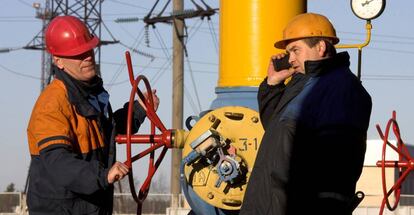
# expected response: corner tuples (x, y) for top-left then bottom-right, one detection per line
(24, 0), (118, 91)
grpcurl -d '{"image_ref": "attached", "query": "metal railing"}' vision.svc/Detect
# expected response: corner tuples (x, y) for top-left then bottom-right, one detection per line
(2, 192), (414, 215)
(113, 193), (187, 214)
(0, 192), (187, 215)
(0, 192), (22, 214)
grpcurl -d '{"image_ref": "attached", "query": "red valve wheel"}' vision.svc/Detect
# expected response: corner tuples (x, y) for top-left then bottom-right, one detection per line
(376, 111), (414, 215)
(115, 51), (173, 214)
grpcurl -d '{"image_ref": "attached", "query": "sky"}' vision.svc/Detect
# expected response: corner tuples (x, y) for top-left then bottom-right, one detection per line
(1, 0), (414, 192)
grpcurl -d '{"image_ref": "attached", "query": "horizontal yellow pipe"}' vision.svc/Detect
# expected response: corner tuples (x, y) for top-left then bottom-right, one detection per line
(336, 21), (372, 50)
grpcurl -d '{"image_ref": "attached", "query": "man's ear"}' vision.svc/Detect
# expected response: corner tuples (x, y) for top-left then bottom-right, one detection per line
(318, 40), (327, 57)
(53, 56), (64, 69)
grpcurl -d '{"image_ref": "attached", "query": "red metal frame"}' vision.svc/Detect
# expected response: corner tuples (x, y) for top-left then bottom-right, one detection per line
(115, 51), (173, 214)
(376, 111), (414, 215)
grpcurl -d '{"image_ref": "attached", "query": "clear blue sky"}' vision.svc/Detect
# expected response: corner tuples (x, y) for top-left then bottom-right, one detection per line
(1, 0), (414, 192)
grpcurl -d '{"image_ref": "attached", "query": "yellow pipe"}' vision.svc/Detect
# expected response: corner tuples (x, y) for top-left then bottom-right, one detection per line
(218, 0), (307, 88)
(171, 129), (189, 149)
(335, 20), (372, 50)
(335, 20), (372, 79)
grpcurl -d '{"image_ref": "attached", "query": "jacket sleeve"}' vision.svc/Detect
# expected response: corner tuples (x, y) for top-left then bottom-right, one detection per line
(39, 144), (110, 195)
(113, 100), (147, 134)
(30, 105), (111, 195)
(257, 78), (286, 129)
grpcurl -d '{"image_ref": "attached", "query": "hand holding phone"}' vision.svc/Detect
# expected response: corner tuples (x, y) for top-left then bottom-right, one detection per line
(272, 54), (290, 71)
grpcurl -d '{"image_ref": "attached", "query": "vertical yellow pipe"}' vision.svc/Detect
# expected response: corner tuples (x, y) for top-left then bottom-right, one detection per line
(219, 0), (307, 87)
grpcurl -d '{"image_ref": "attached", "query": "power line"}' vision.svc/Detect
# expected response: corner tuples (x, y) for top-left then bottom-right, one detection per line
(186, 18), (204, 43)
(117, 24), (140, 41)
(106, 0), (152, 11)
(102, 61), (216, 74)
(114, 21), (218, 51)
(151, 28), (173, 85)
(153, 27), (172, 61)
(0, 19), (39, 23)
(16, 0), (33, 8)
(150, 58), (172, 86)
(364, 75), (414, 79)
(207, 19), (219, 55)
(107, 26), (147, 90)
(338, 30), (414, 41)
(104, 13), (149, 17)
(0, 64), (41, 80)
(185, 54), (202, 113)
(0, 16), (34, 18)
(363, 77), (414, 81)
(341, 37), (414, 46)
(184, 84), (200, 115)
(366, 47), (414, 55)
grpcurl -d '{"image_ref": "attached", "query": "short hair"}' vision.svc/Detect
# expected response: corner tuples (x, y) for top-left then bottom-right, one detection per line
(303, 37), (337, 57)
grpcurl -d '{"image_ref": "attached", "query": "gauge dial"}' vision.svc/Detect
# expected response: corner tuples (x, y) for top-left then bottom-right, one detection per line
(351, 0), (386, 20)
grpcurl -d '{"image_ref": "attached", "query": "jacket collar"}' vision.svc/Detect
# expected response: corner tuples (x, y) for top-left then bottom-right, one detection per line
(304, 52), (350, 77)
(272, 52), (350, 116)
(53, 66), (109, 118)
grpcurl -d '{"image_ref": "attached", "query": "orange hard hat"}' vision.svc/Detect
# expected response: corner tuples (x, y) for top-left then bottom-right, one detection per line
(274, 13), (339, 49)
(45, 16), (99, 56)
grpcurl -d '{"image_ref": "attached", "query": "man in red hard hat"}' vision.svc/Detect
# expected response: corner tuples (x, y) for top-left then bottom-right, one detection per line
(26, 16), (159, 214)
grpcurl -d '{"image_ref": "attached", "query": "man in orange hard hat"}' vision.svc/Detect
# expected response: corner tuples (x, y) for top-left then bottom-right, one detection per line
(26, 16), (159, 214)
(240, 13), (372, 215)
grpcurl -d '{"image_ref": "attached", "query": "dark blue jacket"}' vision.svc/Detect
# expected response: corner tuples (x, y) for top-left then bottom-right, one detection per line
(240, 52), (372, 215)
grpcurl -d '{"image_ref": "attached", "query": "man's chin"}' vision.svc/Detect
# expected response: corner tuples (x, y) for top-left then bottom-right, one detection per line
(83, 68), (96, 75)
(81, 71), (97, 81)
(292, 67), (304, 74)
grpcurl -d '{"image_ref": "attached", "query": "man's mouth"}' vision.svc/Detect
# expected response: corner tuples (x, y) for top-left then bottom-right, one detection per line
(83, 64), (94, 70)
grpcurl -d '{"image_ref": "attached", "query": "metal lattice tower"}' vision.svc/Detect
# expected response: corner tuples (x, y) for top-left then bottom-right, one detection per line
(25, 0), (118, 91)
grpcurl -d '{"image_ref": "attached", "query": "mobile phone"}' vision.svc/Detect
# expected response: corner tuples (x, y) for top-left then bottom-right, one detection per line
(272, 54), (290, 71)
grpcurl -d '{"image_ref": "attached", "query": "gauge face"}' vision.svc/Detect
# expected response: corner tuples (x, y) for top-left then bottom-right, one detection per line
(351, 0), (386, 20)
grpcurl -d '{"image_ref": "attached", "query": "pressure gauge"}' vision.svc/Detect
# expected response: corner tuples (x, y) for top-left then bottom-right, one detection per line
(351, 0), (386, 20)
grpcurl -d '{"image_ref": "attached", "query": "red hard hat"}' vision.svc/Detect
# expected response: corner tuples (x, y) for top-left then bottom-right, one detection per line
(45, 16), (99, 56)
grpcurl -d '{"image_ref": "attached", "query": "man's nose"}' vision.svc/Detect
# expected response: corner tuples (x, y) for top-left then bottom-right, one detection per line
(288, 55), (294, 64)
(80, 50), (94, 60)
(84, 55), (92, 61)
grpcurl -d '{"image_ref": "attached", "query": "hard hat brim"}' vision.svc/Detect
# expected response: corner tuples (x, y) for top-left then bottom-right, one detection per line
(274, 36), (339, 49)
(53, 36), (100, 57)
